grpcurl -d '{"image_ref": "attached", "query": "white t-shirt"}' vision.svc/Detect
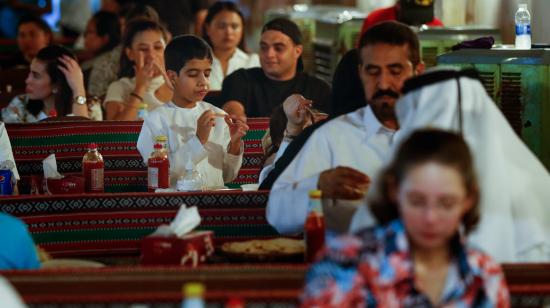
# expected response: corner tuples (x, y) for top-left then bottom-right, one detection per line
(137, 101), (243, 188)
(210, 48), (260, 91)
(104, 75), (166, 114)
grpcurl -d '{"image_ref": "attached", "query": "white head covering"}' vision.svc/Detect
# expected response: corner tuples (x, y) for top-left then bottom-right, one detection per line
(393, 67), (550, 262)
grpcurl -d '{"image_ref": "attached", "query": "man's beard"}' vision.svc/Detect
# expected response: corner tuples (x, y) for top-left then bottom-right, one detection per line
(371, 101), (397, 122)
(370, 89), (399, 122)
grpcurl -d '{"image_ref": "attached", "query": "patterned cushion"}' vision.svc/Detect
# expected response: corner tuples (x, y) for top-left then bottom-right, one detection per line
(6, 118), (269, 191)
(1, 191), (276, 257)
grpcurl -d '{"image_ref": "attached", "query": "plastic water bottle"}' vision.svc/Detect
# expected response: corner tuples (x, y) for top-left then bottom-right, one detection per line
(515, 3), (531, 50)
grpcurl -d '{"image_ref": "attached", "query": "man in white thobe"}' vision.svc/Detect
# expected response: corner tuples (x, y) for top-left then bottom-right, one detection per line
(267, 21), (425, 234)
(351, 67), (550, 262)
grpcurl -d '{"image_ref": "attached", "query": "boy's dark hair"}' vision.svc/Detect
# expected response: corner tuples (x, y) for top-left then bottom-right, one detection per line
(370, 129), (480, 235)
(118, 19), (166, 78)
(92, 11), (121, 55)
(164, 35), (213, 73)
(358, 21), (420, 67)
(203, 1), (247, 52)
(17, 14), (52, 39)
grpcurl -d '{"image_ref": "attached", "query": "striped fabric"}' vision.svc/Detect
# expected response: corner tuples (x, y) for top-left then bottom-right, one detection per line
(1, 191), (276, 257)
(6, 118), (269, 192)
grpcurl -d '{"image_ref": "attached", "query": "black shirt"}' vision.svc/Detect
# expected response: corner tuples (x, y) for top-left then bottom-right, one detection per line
(219, 67), (332, 117)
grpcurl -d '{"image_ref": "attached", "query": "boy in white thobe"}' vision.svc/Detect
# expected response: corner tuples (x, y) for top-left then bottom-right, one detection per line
(137, 35), (248, 189)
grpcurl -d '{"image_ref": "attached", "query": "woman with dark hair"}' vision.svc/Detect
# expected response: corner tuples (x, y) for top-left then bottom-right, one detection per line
(302, 129), (509, 307)
(103, 19), (172, 120)
(203, 1), (259, 91)
(2, 14), (52, 69)
(83, 11), (121, 64)
(2, 45), (92, 122)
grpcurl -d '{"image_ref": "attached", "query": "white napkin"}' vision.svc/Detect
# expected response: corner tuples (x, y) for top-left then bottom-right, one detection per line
(150, 204), (202, 238)
(169, 204), (201, 237)
(42, 154), (63, 179)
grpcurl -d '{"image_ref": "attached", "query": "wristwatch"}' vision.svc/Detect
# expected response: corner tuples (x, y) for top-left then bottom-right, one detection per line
(74, 95), (87, 105)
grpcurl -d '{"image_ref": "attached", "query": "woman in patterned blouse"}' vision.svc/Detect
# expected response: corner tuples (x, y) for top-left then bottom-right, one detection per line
(302, 129), (510, 307)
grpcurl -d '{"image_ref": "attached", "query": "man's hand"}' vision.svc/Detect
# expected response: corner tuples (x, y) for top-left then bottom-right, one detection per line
(283, 94), (313, 136)
(196, 110), (215, 144)
(318, 166), (370, 200)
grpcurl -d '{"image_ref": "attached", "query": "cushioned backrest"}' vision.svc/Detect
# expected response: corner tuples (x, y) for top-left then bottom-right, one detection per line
(0, 191), (275, 257)
(6, 118), (270, 191)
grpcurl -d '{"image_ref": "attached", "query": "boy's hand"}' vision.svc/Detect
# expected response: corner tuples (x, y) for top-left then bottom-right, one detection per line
(226, 114), (248, 155)
(226, 114), (248, 142)
(196, 110), (216, 144)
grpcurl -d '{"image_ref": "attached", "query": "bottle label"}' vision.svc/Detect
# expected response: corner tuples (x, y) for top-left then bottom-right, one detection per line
(516, 24), (531, 35)
(90, 168), (104, 191)
(148, 167), (159, 188)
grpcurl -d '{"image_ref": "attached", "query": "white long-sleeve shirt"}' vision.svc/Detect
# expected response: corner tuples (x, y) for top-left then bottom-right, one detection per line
(209, 48), (260, 91)
(137, 101), (243, 188)
(267, 106), (396, 234)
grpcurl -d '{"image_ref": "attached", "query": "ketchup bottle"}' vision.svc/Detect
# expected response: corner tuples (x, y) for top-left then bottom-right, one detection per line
(82, 143), (104, 193)
(304, 190), (325, 262)
(147, 143), (169, 191)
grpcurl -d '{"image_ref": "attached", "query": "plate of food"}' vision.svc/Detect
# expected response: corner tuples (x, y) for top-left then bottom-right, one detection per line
(220, 238), (304, 262)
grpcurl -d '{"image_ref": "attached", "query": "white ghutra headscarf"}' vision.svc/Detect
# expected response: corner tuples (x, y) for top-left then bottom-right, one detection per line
(393, 67), (550, 262)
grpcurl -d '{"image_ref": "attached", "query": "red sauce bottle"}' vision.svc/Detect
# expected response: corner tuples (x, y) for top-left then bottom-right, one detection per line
(82, 143), (104, 193)
(304, 189), (325, 263)
(148, 143), (170, 191)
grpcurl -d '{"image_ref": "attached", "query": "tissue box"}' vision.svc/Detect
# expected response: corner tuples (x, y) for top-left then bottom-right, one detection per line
(45, 176), (85, 194)
(140, 230), (214, 266)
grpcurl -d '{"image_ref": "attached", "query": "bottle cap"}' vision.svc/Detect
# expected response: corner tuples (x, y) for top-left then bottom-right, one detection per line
(309, 190), (322, 199)
(48, 109), (58, 117)
(88, 143), (98, 150)
(183, 282), (204, 297)
(153, 143), (162, 149)
(226, 297), (245, 308)
(139, 103), (147, 109)
(155, 135), (168, 143)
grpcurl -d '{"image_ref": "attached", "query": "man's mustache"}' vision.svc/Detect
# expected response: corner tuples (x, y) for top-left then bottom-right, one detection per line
(372, 89), (399, 100)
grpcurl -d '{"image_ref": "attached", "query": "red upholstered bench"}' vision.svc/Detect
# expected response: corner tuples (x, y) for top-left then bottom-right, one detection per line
(3, 264), (550, 306)
(1, 191), (276, 258)
(6, 118), (269, 192)
(3, 265), (305, 306)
